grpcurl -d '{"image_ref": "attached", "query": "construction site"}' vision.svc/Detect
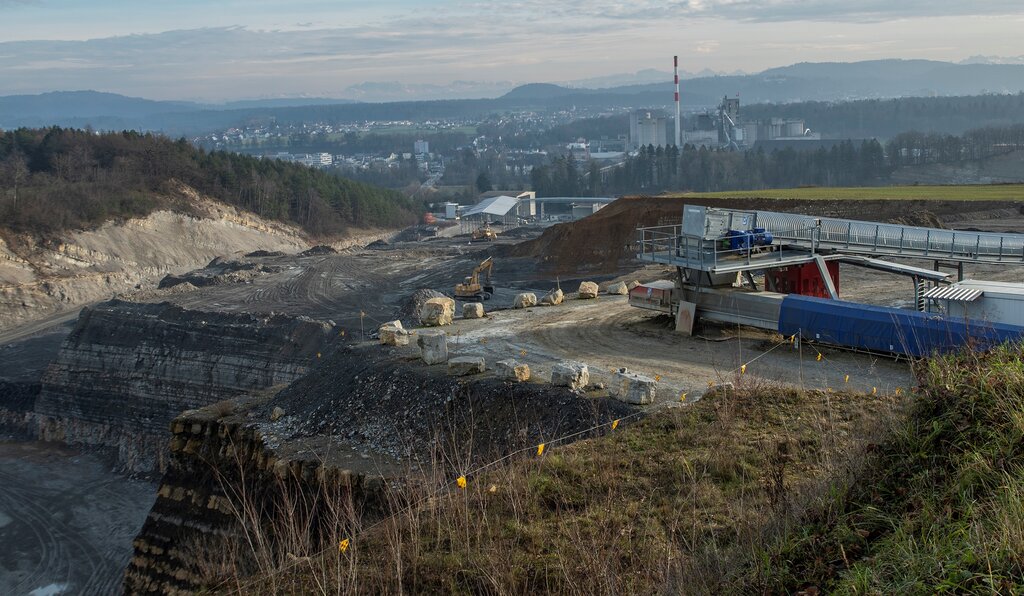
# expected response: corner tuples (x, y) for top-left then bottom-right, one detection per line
(3, 191), (1024, 592)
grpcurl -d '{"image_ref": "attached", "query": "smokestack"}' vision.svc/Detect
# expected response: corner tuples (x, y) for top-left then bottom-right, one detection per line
(674, 55), (681, 147)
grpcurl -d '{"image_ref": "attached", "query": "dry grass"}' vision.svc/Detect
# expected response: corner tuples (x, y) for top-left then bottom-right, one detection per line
(742, 344), (1024, 593)
(199, 377), (901, 594)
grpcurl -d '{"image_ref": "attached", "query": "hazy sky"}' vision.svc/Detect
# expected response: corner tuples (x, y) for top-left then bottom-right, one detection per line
(1, 0), (1023, 101)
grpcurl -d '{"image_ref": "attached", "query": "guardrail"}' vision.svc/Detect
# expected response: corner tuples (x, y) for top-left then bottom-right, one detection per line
(636, 225), (821, 272)
(756, 211), (1024, 263)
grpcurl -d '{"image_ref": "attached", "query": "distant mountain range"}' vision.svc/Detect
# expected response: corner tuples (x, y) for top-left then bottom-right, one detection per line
(3, 59), (1024, 135)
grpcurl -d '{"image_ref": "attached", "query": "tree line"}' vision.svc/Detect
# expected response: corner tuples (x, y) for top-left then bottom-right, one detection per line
(530, 122), (1024, 196)
(0, 127), (419, 236)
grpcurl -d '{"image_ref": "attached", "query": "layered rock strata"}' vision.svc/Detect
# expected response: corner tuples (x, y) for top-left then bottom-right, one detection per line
(13, 300), (334, 473)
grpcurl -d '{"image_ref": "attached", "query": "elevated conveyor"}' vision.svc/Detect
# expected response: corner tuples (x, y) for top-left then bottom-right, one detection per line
(638, 206), (1024, 272)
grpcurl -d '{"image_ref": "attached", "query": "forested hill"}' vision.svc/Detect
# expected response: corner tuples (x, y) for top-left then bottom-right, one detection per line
(0, 127), (419, 237)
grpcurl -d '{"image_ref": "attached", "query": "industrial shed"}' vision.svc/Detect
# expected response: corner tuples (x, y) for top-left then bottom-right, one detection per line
(924, 280), (1024, 326)
(460, 195), (522, 232)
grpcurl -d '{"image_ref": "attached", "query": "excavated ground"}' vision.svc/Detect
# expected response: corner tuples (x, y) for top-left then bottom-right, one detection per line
(504, 196), (1024, 274)
(3, 195), (1024, 593)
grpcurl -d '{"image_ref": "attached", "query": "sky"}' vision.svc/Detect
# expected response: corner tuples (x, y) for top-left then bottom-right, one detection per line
(1, 0), (1023, 101)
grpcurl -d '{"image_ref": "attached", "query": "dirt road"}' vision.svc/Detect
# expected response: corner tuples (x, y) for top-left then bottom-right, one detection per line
(403, 295), (914, 405)
(0, 441), (156, 596)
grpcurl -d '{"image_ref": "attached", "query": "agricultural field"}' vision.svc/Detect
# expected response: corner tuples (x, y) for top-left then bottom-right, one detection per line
(671, 183), (1024, 201)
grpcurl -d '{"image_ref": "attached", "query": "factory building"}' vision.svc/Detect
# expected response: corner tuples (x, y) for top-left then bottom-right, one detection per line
(681, 96), (820, 150)
(629, 110), (669, 150)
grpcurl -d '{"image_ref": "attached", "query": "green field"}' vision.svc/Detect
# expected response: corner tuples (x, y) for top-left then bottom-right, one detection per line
(672, 184), (1024, 201)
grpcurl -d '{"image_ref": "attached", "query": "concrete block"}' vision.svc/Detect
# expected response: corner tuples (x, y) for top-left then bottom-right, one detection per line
(448, 356), (486, 376)
(420, 297), (455, 326)
(513, 292), (538, 308)
(552, 360), (589, 390)
(496, 359), (530, 382)
(417, 332), (448, 365)
(606, 281), (628, 295)
(610, 368), (657, 405)
(540, 288), (564, 305)
(463, 302), (484, 319)
(379, 320), (409, 346)
(675, 301), (696, 336)
(578, 281), (599, 299)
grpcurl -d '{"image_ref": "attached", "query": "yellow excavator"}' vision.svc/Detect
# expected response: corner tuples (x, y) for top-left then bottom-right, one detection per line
(471, 223), (498, 242)
(455, 257), (495, 301)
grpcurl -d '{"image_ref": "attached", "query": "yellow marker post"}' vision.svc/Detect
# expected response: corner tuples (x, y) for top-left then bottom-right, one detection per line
(456, 476), (467, 489)
(611, 419), (619, 430)
(536, 443), (545, 457)
(655, 374), (662, 382)
(680, 392), (688, 402)
(895, 387), (902, 396)
(740, 364), (747, 375)
(872, 386), (878, 396)
(816, 353), (822, 362)
(339, 538), (350, 553)
(317, 352), (321, 359)
(844, 374), (849, 383)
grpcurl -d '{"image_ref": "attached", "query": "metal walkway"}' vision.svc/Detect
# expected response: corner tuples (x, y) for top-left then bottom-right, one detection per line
(755, 210), (1024, 264)
(638, 206), (1024, 272)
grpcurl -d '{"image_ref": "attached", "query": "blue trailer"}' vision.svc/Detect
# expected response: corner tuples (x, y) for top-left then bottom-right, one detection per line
(778, 295), (1024, 358)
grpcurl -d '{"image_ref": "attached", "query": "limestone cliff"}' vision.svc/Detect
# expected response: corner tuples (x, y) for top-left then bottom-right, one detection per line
(0, 190), (309, 332)
(2, 300), (336, 473)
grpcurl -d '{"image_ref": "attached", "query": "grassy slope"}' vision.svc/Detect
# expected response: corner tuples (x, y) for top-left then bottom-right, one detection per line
(670, 183), (1024, 201)
(243, 385), (899, 594)
(222, 345), (1024, 594)
(744, 345), (1024, 593)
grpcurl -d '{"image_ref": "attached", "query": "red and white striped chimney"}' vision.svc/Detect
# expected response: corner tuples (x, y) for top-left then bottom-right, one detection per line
(674, 56), (681, 147)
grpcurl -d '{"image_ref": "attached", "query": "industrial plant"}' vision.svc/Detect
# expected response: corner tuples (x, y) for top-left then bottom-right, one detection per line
(635, 205), (1024, 356)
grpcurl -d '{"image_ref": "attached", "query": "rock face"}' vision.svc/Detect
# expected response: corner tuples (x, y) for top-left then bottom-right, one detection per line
(29, 300), (334, 473)
(552, 361), (590, 390)
(610, 369), (657, 405)
(462, 302), (484, 319)
(606, 281), (629, 295)
(448, 356), (486, 376)
(124, 400), (385, 594)
(417, 332), (449, 365)
(578, 281), (599, 299)
(513, 292), (538, 309)
(419, 297), (455, 326)
(540, 288), (564, 306)
(496, 359), (530, 382)
(378, 320), (409, 346)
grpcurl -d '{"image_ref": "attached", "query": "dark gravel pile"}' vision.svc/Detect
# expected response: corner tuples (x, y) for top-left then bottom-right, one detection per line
(158, 260), (282, 288)
(262, 345), (638, 465)
(245, 249), (286, 258)
(393, 289), (447, 326)
(300, 245), (338, 256)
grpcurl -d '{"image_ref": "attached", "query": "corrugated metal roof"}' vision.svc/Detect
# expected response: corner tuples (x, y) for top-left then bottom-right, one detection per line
(462, 195), (520, 217)
(955, 279), (1024, 296)
(921, 285), (984, 302)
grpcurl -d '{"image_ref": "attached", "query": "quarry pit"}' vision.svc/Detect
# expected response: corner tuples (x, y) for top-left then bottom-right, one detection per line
(2, 195), (1024, 592)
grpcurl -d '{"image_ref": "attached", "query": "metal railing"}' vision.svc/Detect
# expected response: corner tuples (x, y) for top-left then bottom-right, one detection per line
(637, 225), (821, 272)
(755, 211), (1024, 263)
